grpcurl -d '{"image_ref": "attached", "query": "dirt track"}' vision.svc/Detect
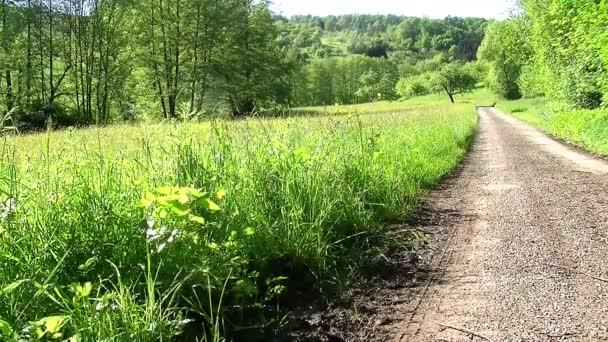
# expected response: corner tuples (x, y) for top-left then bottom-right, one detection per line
(389, 107), (608, 341)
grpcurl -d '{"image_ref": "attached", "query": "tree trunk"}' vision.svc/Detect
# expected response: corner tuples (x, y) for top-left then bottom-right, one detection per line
(5, 70), (13, 109)
(26, 0), (32, 106)
(232, 98), (255, 117)
(48, 0), (54, 103)
(442, 85), (455, 103)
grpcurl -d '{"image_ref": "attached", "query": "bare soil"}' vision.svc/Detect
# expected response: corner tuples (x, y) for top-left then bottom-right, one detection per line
(295, 108), (608, 341)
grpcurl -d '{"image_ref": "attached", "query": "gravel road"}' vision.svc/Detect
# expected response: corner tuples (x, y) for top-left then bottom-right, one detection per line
(392, 107), (608, 341)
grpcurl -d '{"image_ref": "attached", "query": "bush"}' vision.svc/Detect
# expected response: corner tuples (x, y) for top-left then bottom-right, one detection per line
(16, 101), (81, 131)
(395, 73), (432, 98)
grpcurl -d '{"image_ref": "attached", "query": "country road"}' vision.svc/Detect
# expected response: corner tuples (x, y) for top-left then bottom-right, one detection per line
(389, 107), (608, 341)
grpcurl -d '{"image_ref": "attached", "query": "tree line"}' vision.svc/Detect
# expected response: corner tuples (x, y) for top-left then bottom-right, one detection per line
(0, 1), (490, 129)
(277, 15), (488, 61)
(0, 0), (288, 129)
(279, 15), (488, 107)
(479, 0), (608, 109)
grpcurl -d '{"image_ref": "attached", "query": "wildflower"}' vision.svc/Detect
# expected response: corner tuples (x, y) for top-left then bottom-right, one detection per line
(167, 229), (179, 243)
(146, 226), (167, 242)
(0, 198), (17, 220)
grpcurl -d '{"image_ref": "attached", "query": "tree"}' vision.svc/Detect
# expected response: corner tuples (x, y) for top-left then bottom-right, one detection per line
(431, 63), (477, 103)
(217, 2), (287, 116)
(521, 0), (605, 108)
(477, 19), (531, 100)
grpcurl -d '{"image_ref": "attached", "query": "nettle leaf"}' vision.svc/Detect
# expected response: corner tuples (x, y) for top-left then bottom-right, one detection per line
(156, 187), (175, 196)
(216, 188), (226, 200)
(190, 215), (205, 225)
(205, 199), (221, 212)
(0, 319), (14, 337)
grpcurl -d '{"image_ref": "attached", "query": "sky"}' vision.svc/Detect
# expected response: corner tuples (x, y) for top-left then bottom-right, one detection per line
(269, 0), (515, 19)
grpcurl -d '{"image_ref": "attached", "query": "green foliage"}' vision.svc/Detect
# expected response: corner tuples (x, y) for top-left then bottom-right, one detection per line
(431, 64), (478, 103)
(501, 97), (608, 156)
(395, 73), (433, 98)
(282, 15), (487, 61)
(0, 3), (490, 123)
(301, 55), (399, 106)
(0, 100), (478, 340)
(485, 1), (608, 109)
(478, 19), (532, 100)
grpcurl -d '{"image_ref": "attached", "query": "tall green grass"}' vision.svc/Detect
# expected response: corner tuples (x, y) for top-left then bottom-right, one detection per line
(0, 104), (477, 340)
(499, 98), (608, 156)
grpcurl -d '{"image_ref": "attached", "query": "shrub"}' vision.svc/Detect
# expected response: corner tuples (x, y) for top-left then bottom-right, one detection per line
(395, 73), (432, 98)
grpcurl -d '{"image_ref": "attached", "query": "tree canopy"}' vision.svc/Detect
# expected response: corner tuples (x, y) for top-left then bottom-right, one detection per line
(432, 64), (478, 103)
(0, 2), (490, 127)
(480, 0), (608, 109)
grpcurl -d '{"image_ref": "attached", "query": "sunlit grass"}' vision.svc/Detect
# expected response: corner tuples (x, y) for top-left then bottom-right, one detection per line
(0, 98), (478, 340)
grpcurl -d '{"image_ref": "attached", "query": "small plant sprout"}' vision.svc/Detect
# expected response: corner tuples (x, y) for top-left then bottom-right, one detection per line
(139, 186), (223, 253)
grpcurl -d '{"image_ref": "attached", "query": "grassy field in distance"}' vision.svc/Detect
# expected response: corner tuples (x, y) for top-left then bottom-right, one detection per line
(0, 94), (478, 340)
(297, 87), (496, 116)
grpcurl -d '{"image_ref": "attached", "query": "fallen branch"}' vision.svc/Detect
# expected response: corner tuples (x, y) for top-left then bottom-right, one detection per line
(434, 321), (494, 342)
(543, 263), (608, 283)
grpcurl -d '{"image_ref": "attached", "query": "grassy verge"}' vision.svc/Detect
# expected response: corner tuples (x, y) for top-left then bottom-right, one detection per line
(499, 97), (608, 156)
(0, 98), (478, 340)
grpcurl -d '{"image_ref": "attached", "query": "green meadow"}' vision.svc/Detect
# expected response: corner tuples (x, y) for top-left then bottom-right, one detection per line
(0, 96), (478, 341)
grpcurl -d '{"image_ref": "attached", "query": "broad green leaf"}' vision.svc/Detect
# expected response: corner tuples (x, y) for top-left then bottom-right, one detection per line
(139, 198), (153, 208)
(177, 193), (190, 205)
(72, 282), (92, 299)
(190, 215), (205, 225)
(205, 199), (220, 211)
(168, 204), (190, 217)
(0, 319), (14, 337)
(36, 315), (69, 336)
(188, 188), (205, 199)
(156, 186), (175, 195)
(68, 334), (81, 342)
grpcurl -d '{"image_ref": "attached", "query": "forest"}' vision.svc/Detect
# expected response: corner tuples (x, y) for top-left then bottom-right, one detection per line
(0, 1), (488, 129)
